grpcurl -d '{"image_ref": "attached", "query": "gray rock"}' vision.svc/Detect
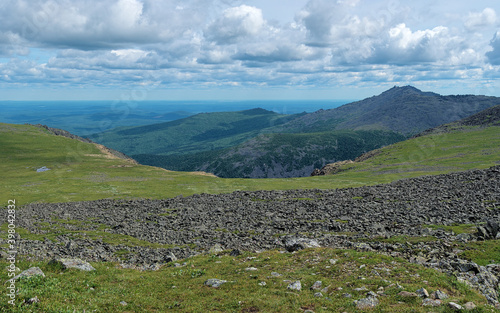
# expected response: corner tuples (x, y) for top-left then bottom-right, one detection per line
(355, 296), (379, 309)
(287, 281), (301, 291)
(455, 233), (471, 242)
(204, 279), (227, 288)
(431, 289), (448, 300)
(284, 237), (320, 252)
(310, 281), (322, 290)
(209, 244), (224, 254)
(416, 287), (429, 298)
(258, 281), (266, 286)
(120, 301), (127, 306)
(448, 302), (464, 311)
(422, 298), (441, 307)
(8, 267), (45, 282)
(24, 296), (40, 305)
(245, 267), (258, 271)
(36, 166), (50, 172)
(398, 291), (418, 298)
(463, 302), (476, 310)
(342, 293), (352, 298)
(314, 292), (323, 297)
(49, 258), (96, 271)
(270, 272), (281, 277)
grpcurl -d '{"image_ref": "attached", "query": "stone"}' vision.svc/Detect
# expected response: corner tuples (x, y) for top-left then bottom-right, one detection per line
(422, 298), (441, 307)
(24, 296), (40, 305)
(284, 237), (320, 252)
(287, 281), (301, 291)
(314, 292), (323, 297)
(209, 244), (224, 254)
(416, 287), (429, 298)
(310, 281), (322, 290)
(120, 301), (127, 306)
(430, 289), (448, 300)
(448, 302), (464, 311)
(455, 233), (471, 242)
(229, 249), (241, 256)
(9, 267), (45, 282)
(36, 166), (50, 172)
(463, 302), (476, 310)
(398, 291), (418, 298)
(204, 279), (227, 288)
(342, 293), (352, 298)
(258, 281), (266, 286)
(245, 267), (258, 271)
(270, 272), (281, 277)
(49, 258), (96, 271)
(329, 259), (338, 265)
(354, 296), (379, 309)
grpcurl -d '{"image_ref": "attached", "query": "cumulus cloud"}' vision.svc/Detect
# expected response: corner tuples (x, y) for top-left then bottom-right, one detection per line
(205, 5), (265, 44)
(465, 8), (497, 30)
(0, 0), (498, 95)
(486, 31), (500, 65)
(369, 23), (462, 64)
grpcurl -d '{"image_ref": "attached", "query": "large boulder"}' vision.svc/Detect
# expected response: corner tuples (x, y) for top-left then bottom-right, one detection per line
(284, 237), (320, 252)
(49, 258), (96, 271)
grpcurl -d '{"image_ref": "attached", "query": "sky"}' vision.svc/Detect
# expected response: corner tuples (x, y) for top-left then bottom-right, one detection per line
(0, 0), (499, 100)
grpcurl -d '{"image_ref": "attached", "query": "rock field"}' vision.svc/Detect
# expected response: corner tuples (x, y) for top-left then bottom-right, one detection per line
(2, 165), (500, 302)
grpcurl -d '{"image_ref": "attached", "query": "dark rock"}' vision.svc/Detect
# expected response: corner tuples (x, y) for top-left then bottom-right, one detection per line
(229, 249), (241, 256)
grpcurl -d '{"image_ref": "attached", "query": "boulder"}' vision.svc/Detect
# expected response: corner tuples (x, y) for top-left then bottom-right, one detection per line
(8, 267), (45, 283)
(284, 237), (320, 252)
(49, 258), (96, 271)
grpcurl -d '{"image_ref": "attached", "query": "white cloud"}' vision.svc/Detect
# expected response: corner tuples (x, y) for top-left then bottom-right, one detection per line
(486, 31), (500, 65)
(0, 0), (499, 97)
(465, 8), (497, 30)
(206, 5), (265, 44)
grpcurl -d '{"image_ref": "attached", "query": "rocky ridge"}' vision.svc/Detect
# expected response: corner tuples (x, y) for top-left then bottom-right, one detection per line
(1, 165), (500, 303)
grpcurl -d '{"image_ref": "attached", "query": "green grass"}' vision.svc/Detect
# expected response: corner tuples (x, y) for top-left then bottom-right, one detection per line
(2, 123), (499, 206)
(0, 248), (494, 312)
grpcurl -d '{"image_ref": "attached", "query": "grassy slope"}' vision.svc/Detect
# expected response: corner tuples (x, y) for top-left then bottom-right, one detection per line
(2, 123), (500, 312)
(0, 248), (492, 313)
(2, 123), (499, 206)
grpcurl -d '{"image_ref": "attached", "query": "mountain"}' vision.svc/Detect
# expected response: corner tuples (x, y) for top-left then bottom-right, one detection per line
(310, 104), (500, 177)
(136, 130), (405, 178)
(90, 108), (305, 156)
(275, 86), (500, 134)
(416, 104), (500, 137)
(88, 86), (500, 178)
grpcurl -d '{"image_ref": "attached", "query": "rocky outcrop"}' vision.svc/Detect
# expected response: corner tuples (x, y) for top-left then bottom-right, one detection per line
(311, 160), (354, 176)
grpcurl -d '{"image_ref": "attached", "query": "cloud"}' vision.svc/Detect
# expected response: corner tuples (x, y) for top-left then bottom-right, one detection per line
(465, 8), (497, 30)
(368, 23), (462, 64)
(0, 0), (207, 50)
(486, 31), (500, 65)
(205, 5), (265, 44)
(0, 0), (499, 97)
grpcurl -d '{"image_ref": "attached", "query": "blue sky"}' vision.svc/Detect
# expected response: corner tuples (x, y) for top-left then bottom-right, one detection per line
(0, 0), (499, 100)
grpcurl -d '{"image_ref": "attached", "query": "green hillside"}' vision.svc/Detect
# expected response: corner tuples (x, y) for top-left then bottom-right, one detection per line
(90, 108), (304, 156)
(2, 122), (499, 206)
(135, 130), (406, 178)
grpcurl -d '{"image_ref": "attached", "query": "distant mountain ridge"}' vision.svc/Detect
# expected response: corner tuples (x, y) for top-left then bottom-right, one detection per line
(275, 86), (500, 134)
(92, 86), (500, 178)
